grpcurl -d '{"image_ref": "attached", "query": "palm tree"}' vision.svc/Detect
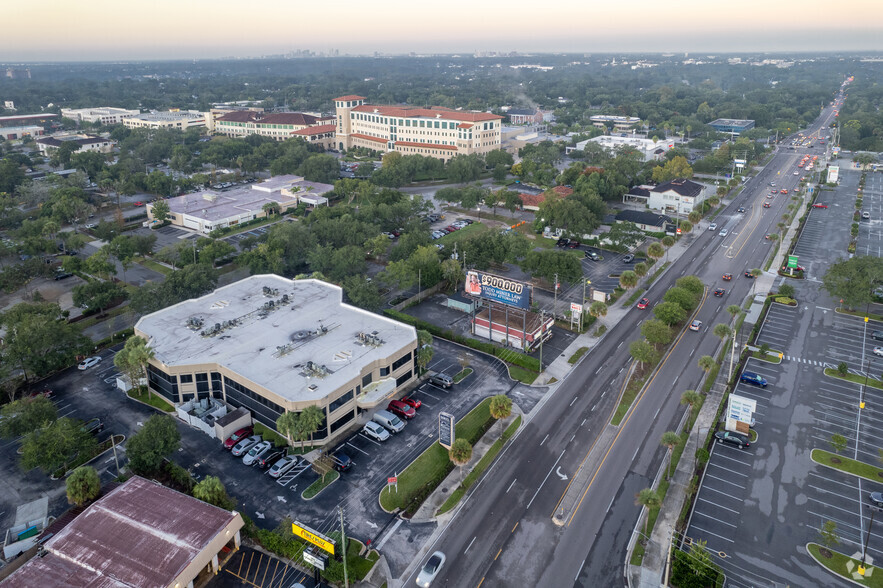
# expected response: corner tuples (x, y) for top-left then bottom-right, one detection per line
(726, 304), (741, 322)
(660, 431), (680, 480)
(698, 355), (716, 380)
(449, 438), (473, 483)
(680, 390), (702, 467)
(262, 201), (280, 217)
(118, 336), (155, 398)
(688, 211), (700, 225)
(276, 411), (299, 448)
(678, 220), (693, 234)
(589, 301), (608, 320)
(489, 394), (513, 439)
(635, 488), (661, 542)
(661, 236), (675, 248)
(713, 323), (732, 342)
(646, 243), (664, 263)
(749, 268), (762, 295)
(298, 405), (326, 448)
(633, 262), (648, 278)
(619, 270), (638, 291)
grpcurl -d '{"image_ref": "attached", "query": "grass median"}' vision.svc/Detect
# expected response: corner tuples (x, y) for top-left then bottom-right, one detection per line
(127, 386), (175, 412)
(807, 542), (883, 587)
(568, 347), (589, 365)
(811, 449), (883, 482)
(824, 368), (883, 390)
(379, 398), (494, 515)
(302, 470), (339, 500)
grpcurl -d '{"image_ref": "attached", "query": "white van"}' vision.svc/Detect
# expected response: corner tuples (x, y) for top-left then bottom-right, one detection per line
(373, 409), (405, 433)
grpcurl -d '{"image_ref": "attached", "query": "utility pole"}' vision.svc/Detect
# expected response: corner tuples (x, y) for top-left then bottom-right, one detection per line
(539, 309), (545, 371)
(727, 327), (737, 384)
(340, 507), (349, 588)
(553, 273), (558, 319)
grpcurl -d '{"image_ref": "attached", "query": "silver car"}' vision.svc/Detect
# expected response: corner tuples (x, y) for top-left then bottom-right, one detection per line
(416, 551), (445, 587)
(231, 435), (262, 457)
(363, 421), (391, 442)
(269, 455), (299, 478)
(242, 440), (272, 466)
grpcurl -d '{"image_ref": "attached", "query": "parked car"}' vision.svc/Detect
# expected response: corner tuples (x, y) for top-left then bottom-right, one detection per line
(622, 253), (634, 263)
(416, 551), (446, 587)
(715, 430), (750, 449)
(231, 435), (262, 457)
(872, 331), (883, 341)
(556, 238), (570, 248)
(54, 272), (73, 280)
(223, 426), (254, 450)
(869, 492), (883, 508)
(362, 421), (391, 442)
(373, 409), (406, 433)
(863, 211), (871, 219)
(268, 455), (299, 478)
(873, 347), (883, 357)
(400, 396), (422, 410)
(388, 400), (416, 420)
(567, 240), (580, 249)
(429, 372), (453, 388)
(689, 320), (702, 331)
(813, 203), (829, 209)
(257, 449), (285, 469)
(28, 388), (54, 400)
(739, 371), (768, 387)
(81, 417), (104, 436)
(332, 451), (353, 472)
(636, 297), (650, 310)
(78, 356), (102, 370)
(242, 440), (272, 466)
(584, 250), (600, 261)
(713, 288), (725, 297)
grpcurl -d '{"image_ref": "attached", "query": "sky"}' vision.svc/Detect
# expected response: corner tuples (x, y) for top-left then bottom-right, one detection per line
(3, 0), (882, 61)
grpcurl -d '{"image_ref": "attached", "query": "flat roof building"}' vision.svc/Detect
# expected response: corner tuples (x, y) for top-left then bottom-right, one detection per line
(568, 135), (671, 162)
(334, 94), (503, 161)
(589, 115), (642, 131)
(0, 125), (44, 140)
(124, 110), (209, 131)
(1, 476), (243, 588)
(709, 118), (755, 135)
(135, 275), (418, 446)
(60, 106), (140, 126)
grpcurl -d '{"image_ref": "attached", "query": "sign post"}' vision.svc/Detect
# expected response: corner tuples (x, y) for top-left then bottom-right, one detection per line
(438, 412), (455, 449)
(570, 302), (583, 331)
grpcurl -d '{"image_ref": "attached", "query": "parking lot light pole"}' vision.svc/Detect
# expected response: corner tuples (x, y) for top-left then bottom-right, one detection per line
(861, 503), (882, 573)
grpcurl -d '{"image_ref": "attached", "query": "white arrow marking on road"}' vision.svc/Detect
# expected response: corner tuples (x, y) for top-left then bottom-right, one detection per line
(255, 511), (265, 519)
(276, 496), (287, 503)
(556, 467), (568, 481)
(366, 521), (378, 530)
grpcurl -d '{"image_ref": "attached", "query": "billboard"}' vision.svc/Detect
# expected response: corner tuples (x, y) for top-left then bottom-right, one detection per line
(438, 412), (455, 449)
(292, 521), (335, 555)
(464, 271), (530, 309)
(827, 165), (839, 183)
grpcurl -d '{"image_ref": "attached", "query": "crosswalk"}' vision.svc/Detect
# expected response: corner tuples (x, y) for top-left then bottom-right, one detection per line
(782, 356), (826, 366)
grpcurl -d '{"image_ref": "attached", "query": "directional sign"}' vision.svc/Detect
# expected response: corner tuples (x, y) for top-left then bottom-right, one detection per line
(439, 412), (455, 449)
(303, 548), (328, 570)
(292, 521), (335, 555)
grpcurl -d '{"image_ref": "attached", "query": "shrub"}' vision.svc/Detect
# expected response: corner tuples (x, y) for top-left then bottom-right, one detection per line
(837, 362), (848, 376)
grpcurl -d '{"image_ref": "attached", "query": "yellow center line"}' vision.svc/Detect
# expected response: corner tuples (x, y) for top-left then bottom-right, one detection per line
(477, 577), (485, 588)
(566, 287), (710, 526)
(495, 548), (503, 561)
(512, 522), (519, 533)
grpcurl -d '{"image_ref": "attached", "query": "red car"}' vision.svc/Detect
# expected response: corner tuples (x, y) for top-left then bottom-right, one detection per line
(134, 201), (144, 206)
(636, 297), (650, 310)
(400, 396), (422, 410)
(388, 400), (416, 420)
(763, 202), (771, 208)
(723, 273), (732, 281)
(813, 203), (828, 209)
(28, 389), (53, 400)
(223, 426), (254, 450)
(780, 189), (787, 194)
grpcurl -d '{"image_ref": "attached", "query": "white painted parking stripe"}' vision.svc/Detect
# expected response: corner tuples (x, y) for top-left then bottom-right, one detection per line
(697, 496), (741, 514)
(346, 442), (370, 456)
(702, 472), (747, 490)
(687, 524), (735, 544)
(697, 485), (744, 502)
(710, 455), (752, 471)
(691, 510), (737, 528)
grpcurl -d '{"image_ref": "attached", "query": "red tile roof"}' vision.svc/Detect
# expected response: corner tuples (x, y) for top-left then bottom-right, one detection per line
(291, 123), (336, 136)
(457, 123), (474, 129)
(551, 186), (574, 197)
(257, 112), (331, 126)
(395, 141), (458, 151)
(350, 133), (388, 144)
(519, 192), (546, 208)
(352, 104), (502, 123)
(335, 95), (367, 101)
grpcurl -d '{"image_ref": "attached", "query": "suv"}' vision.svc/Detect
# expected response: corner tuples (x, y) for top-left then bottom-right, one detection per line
(223, 426), (254, 450)
(708, 223), (717, 231)
(739, 371), (768, 388)
(429, 372), (453, 388)
(584, 250), (600, 261)
(715, 430), (750, 449)
(873, 331), (883, 341)
(388, 400), (416, 420)
(362, 421), (390, 442)
(332, 451), (353, 472)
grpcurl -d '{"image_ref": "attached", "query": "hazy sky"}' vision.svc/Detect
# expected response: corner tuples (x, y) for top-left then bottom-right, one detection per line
(3, 0), (882, 61)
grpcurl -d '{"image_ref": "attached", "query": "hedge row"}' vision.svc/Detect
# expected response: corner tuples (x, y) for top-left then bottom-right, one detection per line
(384, 309), (541, 372)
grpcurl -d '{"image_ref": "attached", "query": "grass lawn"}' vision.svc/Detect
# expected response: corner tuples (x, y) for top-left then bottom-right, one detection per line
(837, 307), (883, 323)
(437, 222), (488, 245)
(807, 542), (883, 587)
(134, 257), (172, 276)
(436, 415), (522, 515)
(509, 365), (538, 384)
(824, 368), (883, 390)
(302, 470), (339, 500)
(644, 262), (671, 286)
(611, 373), (646, 426)
(379, 398), (494, 513)
(453, 368), (473, 384)
(751, 349), (783, 363)
(254, 422), (288, 448)
(812, 449), (883, 482)
(623, 288), (647, 308)
(127, 387), (175, 412)
(630, 477), (671, 566)
(568, 347), (589, 365)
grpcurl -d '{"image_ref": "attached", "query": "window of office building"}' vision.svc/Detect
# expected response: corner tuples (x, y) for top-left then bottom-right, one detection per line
(179, 374), (193, 384)
(380, 366), (390, 377)
(396, 369), (413, 387)
(362, 372), (373, 387)
(328, 389), (354, 414)
(392, 351), (412, 371)
(195, 372), (209, 393)
(330, 410), (355, 434)
(147, 364), (178, 403)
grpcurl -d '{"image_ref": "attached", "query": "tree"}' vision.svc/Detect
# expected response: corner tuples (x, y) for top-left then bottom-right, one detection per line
(663, 287), (697, 312)
(619, 270), (638, 290)
(21, 417), (97, 474)
(687, 211), (701, 225)
(298, 405), (326, 447)
(193, 475), (237, 510)
(634, 488), (661, 541)
(685, 539), (715, 579)
(653, 301), (687, 326)
(819, 520), (841, 549)
(641, 319), (673, 346)
(606, 222), (644, 249)
(646, 242), (664, 262)
(712, 323), (732, 342)
(726, 304), (742, 320)
(0, 397), (58, 439)
(629, 339), (659, 369)
(633, 262), (648, 278)
(73, 280), (127, 315)
(342, 276), (381, 311)
(675, 276), (704, 298)
(489, 394), (513, 439)
(698, 355), (716, 378)
(661, 235), (675, 248)
(151, 199), (170, 224)
(114, 336), (154, 396)
(198, 238), (236, 268)
(66, 466), (101, 506)
(660, 430), (681, 480)
(449, 438), (473, 482)
(778, 283), (795, 299)
(84, 248), (117, 280)
(519, 250), (583, 285)
(651, 156), (693, 183)
(589, 301), (608, 319)
(829, 433), (847, 455)
(262, 201), (281, 217)
(822, 256), (883, 310)
(126, 414), (181, 474)
(276, 411), (299, 447)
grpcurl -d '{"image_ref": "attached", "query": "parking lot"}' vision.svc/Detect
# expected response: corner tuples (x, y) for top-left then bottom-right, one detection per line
(858, 171), (883, 257)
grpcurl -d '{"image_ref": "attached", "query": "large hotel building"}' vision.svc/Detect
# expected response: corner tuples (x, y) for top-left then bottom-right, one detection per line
(334, 95), (503, 161)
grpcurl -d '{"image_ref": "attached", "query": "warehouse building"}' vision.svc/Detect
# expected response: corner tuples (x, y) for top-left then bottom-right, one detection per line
(135, 275), (418, 447)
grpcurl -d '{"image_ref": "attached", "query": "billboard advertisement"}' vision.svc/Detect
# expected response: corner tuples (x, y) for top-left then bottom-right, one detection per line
(464, 271), (530, 309)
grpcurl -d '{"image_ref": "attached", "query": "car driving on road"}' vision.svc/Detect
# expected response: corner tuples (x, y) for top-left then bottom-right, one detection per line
(636, 297), (650, 310)
(416, 551), (446, 587)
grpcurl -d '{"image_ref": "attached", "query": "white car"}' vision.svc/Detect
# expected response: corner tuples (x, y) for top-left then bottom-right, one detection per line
(231, 435), (262, 457)
(689, 320), (702, 332)
(719, 229), (729, 237)
(78, 356), (102, 370)
(708, 223), (717, 231)
(363, 421), (391, 442)
(873, 347), (883, 357)
(269, 455), (299, 478)
(416, 551), (446, 587)
(242, 440), (272, 466)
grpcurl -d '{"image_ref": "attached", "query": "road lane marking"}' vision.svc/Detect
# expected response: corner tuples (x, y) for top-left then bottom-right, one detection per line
(540, 434), (549, 446)
(506, 479), (517, 493)
(581, 418), (587, 427)
(494, 548), (502, 561)
(512, 522), (518, 533)
(570, 397), (577, 406)
(465, 536), (477, 553)
(528, 449), (566, 509)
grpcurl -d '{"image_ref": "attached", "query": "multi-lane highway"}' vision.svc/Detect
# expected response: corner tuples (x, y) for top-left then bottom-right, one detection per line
(407, 93), (844, 586)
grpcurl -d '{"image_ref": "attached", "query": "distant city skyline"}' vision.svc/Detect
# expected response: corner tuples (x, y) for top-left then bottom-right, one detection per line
(2, 0), (882, 61)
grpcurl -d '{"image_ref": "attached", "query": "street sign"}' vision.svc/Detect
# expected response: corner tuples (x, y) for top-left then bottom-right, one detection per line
(303, 548), (328, 570)
(292, 521), (336, 555)
(570, 302), (583, 314)
(787, 255), (799, 269)
(388, 476), (397, 485)
(438, 412), (455, 449)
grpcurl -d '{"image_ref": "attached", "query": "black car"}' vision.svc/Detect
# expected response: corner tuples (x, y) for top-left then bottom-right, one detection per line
(257, 449), (285, 469)
(714, 430), (750, 449)
(54, 272), (73, 280)
(332, 451), (353, 472)
(738, 207), (746, 213)
(556, 238), (570, 248)
(869, 492), (883, 508)
(744, 271), (755, 278)
(567, 240), (580, 249)
(713, 288), (725, 297)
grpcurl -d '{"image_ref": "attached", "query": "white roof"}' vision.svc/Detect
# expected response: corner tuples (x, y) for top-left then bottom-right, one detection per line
(135, 276), (417, 404)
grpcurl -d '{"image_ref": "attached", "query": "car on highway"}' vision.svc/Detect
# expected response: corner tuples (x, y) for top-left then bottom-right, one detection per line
(738, 207), (746, 213)
(874, 347), (883, 357)
(269, 455), (299, 478)
(242, 440), (272, 466)
(636, 297), (650, 310)
(708, 223), (717, 231)
(763, 202), (771, 208)
(713, 288), (725, 297)
(388, 400), (416, 420)
(863, 211), (871, 219)
(400, 396), (422, 410)
(689, 320), (702, 331)
(744, 271), (755, 278)
(362, 421), (391, 442)
(766, 194), (774, 199)
(416, 551), (446, 587)
(78, 356), (102, 370)
(714, 430), (750, 449)
(223, 426), (254, 450)
(231, 435), (262, 457)
(740, 371), (768, 387)
(812, 203), (828, 209)
(719, 229), (729, 237)
(722, 273), (732, 281)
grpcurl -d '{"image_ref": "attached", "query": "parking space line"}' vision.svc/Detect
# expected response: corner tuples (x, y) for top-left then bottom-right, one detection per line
(698, 485), (744, 502)
(687, 524), (735, 543)
(346, 442), (370, 456)
(702, 472), (746, 490)
(711, 455), (752, 471)
(696, 496), (740, 514)
(692, 510), (737, 528)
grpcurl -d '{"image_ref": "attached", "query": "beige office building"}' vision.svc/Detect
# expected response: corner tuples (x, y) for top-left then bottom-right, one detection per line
(214, 111), (335, 147)
(334, 94), (503, 161)
(123, 110), (209, 131)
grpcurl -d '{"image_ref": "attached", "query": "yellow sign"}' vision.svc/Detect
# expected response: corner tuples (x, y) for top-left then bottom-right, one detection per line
(292, 522), (335, 555)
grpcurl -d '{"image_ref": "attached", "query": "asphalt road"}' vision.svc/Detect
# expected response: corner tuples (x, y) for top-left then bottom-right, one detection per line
(410, 101), (844, 587)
